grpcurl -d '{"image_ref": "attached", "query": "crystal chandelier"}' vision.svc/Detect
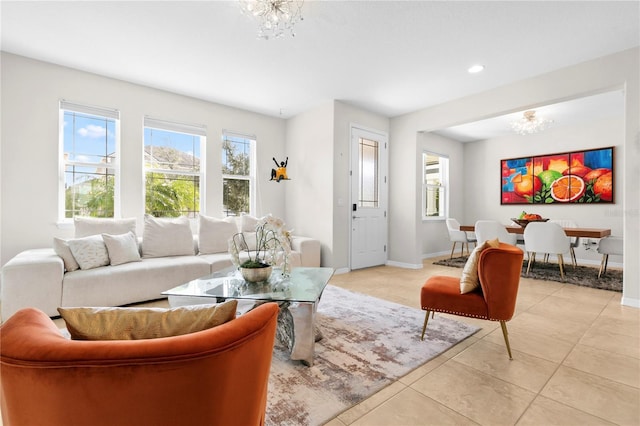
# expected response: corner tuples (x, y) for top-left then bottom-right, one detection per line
(239, 0), (304, 40)
(510, 110), (553, 135)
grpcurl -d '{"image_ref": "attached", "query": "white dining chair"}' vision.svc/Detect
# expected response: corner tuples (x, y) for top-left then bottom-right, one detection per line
(597, 236), (623, 278)
(445, 218), (477, 258)
(475, 220), (517, 246)
(550, 219), (580, 267)
(524, 222), (571, 280)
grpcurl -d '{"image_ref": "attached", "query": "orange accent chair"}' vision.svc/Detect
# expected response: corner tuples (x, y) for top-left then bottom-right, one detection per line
(1, 303), (279, 426)
(420, 243), (524, 359)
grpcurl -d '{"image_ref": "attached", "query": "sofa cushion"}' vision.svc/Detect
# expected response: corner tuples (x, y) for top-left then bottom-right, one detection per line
(57, 299), (238, 340)
(102, 231), (141, 266)
(67, 235), (110, 270)
(53, 237), (80, 272)
(74, 217), (137, 238)
(142, 215), (195, 258)
(198, 215), (238, 254)
(460, 238), (500, 294)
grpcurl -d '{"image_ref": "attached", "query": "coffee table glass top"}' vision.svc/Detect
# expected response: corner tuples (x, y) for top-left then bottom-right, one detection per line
(162, 267), (334, 303)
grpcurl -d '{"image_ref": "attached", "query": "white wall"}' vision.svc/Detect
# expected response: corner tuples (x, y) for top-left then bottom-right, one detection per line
(284, 101), (335, 266)
(390, 47), (639, 306)
(0, 53), (286, 265)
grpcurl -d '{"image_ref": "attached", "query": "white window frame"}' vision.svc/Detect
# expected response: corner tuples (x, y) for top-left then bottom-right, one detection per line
(422, 151), (449, 220)
(58, 100), (121, 223)
(143, 116), (206, 218)
(222, 131), (256, 216)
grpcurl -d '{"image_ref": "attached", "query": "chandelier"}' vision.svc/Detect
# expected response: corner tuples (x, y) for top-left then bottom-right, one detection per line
(510, 110), (553, 135)
(239, 0), (304, 40)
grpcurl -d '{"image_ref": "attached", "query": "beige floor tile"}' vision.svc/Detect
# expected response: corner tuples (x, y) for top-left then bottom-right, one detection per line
(323, 418), (347, 426)
(398, 354), (448, 385)
(482, 324), (574, 364)
(563, 344), (640, 388)
(589, 315), (640, 338)
(526, 294), (606, 324)
(452, 339), (559, 393)
(541, 366), (640, 425)
(579, 326), (640, 359)
(516, 395), (616, 426)
(551, 284), (616, 305)
(351, 387), (478, 426)
(412, 361), (536, 425)
(337, 381), (406, 425)
(507, 311), (590, 344)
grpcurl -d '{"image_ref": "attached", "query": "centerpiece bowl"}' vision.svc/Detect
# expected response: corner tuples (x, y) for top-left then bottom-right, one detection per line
(511, 218), (550, 228)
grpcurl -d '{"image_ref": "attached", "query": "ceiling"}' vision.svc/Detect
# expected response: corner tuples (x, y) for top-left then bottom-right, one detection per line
(1, 1), (638, 137)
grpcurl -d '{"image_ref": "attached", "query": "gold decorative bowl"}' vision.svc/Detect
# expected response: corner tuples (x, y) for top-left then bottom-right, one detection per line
(511, 218), (549, 227)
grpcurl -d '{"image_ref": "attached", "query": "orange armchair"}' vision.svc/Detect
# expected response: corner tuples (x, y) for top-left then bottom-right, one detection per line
(420, 243), (524, 359)
(1, 303), (279, 426)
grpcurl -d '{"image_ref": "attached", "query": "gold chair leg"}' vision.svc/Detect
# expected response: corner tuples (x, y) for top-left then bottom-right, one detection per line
(598, 254), (608, 278)
(500, 321), (513, 360)
(558, 254), (565, 280)
(450, 243), (456, 259)
(421, 310), (431, 340)
(526, 252), (535, 275)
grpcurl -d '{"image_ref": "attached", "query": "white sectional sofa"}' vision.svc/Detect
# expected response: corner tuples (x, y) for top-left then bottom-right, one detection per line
(0, 214), (321, 322)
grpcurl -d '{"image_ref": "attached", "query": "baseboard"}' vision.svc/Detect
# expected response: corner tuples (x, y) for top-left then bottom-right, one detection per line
(422, 251), (450, 259)
(621, 297), (640, 308)
(386, 260), (423, 269)
(333, 267), (350, 275)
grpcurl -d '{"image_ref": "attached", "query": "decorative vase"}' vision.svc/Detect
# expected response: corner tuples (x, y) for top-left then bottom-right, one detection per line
(240, 265), (272, 283)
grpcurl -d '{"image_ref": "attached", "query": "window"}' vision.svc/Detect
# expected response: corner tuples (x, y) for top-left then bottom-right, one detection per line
(60, 101), (120, 219)
(358, 137), (379, 208)
(222, 132), (255, 216)
(144, 117), (205, 218)
(422, 152), (448, 219)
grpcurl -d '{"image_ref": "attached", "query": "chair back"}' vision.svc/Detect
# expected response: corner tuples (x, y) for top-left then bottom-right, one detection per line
(445, 218), (467, 242)
(550, 219), (579, 247)
(524, 222), (570, 254)
(475, 220), (517, 245)
(477, 243), (524, 321)
(1, 303), (279, 426)
(597, 236), (623, 256)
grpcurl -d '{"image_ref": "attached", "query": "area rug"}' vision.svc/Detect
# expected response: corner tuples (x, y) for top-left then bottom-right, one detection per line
(433, 256), (622, 292)
(265, 285), (480, 426)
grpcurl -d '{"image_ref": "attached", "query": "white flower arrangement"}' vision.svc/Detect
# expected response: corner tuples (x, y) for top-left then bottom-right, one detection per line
(228, 214), (293, 276)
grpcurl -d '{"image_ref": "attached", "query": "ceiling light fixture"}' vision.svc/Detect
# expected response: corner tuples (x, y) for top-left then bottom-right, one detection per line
(467, 64), (484, 74)
(239, 0), (304, 40)
(510, 110), (553, 135)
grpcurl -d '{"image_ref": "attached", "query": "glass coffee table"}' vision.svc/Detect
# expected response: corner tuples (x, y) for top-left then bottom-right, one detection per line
(162, 266), (334, 366)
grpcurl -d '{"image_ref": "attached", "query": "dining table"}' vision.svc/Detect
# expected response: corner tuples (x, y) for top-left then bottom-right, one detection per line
(459, 224), (611, 239)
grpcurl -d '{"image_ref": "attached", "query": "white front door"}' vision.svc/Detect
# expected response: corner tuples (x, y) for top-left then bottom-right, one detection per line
(350, 126), (388, 270)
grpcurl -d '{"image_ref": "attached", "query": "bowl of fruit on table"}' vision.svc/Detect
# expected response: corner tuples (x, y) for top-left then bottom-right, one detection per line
(511, 212), (549, 227)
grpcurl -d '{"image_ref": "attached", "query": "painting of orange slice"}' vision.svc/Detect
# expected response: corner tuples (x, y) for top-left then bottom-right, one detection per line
(550, 175), (586, 202)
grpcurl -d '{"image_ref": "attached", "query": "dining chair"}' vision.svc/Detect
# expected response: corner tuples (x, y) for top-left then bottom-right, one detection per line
(445, 218), (477, 258)
(597, 236), (623, 278)
(420, 243), (524, 359)
(550, 219), (580, 267)
(475, 220), (517, 246)
(524, 222), (571, 280)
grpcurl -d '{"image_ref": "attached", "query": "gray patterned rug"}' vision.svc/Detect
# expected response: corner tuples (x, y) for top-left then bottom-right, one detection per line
(265, 285), (480, 426)
(433, 256), (622, 292)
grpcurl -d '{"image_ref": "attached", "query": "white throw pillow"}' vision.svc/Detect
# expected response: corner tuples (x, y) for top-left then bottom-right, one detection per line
(102, 231), (142, 266)
(74, 217), (137, 238)
(239, 213), (262, 233)
(53, 237), (80, 272)
(142, 215), (195, 258)
(198, 215), (238, 254)
(68, 235), (110, 270)
(460, 238), (500, 294)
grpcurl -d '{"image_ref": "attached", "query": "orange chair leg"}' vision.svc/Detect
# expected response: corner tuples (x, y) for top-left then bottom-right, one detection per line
(421, 310), (431, 340)
(500, 320), (513, 360)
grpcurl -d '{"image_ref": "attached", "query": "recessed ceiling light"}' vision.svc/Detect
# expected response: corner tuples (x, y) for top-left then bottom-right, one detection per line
(468, 64), (485, 74)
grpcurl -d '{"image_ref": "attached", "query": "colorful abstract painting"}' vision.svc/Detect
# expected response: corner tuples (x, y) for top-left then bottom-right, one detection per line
(501, 147), (614, 204)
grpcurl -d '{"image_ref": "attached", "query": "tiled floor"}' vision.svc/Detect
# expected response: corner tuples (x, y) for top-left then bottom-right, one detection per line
(324, 258), (639, 426)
